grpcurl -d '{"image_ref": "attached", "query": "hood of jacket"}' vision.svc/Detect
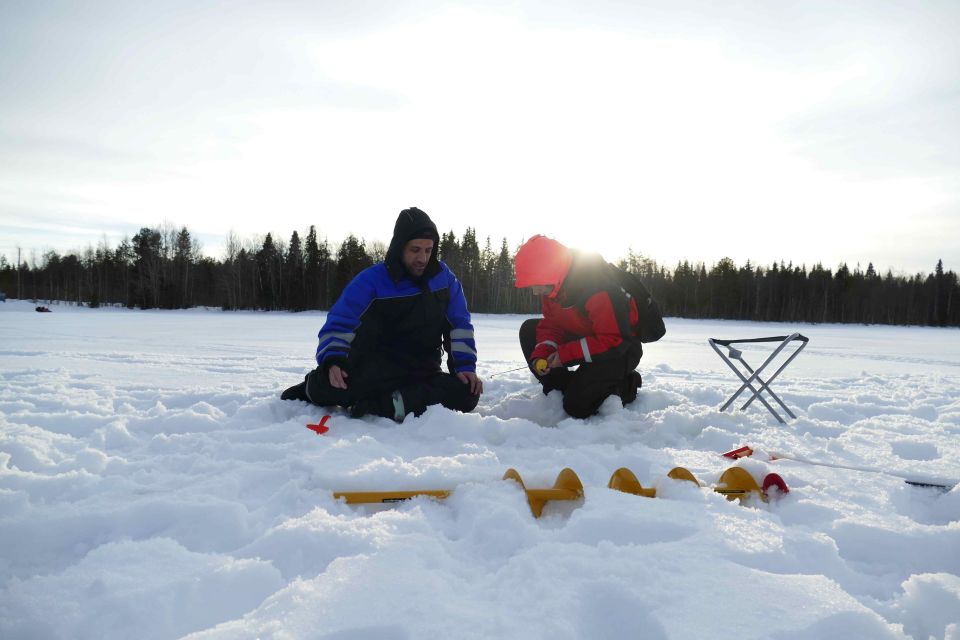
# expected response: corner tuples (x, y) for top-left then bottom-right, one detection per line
(385, 207), (441, 283)
(513, 235), (573, 299)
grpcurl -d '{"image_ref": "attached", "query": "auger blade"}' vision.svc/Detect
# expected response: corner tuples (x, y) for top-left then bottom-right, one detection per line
(503, 467), (584, 517)
(667, 467), (701, 486)
(716, 467), (764, 501)
(608, 467), (656, 498)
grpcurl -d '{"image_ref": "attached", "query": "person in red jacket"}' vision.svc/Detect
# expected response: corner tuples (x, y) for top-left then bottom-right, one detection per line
(514, 235), (643, 418)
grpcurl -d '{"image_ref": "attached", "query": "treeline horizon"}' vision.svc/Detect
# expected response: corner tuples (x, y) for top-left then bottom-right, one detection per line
(1, 224), (957, 328)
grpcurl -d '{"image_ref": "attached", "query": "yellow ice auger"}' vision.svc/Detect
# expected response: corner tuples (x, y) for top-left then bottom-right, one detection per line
(334, 468), (584, 518)
(334, 465), (787, 518)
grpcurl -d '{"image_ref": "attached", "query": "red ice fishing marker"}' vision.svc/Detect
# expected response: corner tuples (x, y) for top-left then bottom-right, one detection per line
(722, 446), (754, 459)
(306, 415), (331, 435)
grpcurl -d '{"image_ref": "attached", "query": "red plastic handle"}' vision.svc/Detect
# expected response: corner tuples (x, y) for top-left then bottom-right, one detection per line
(762, 473), (789, 495)
(306, 415), (331, 435)
(722, 446), (754, 459)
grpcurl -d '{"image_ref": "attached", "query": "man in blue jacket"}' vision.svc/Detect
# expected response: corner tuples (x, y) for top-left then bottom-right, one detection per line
(281, 207), (482, 422)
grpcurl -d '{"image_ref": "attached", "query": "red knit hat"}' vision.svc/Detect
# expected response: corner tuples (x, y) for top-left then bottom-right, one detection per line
(513, 235), (572, 298)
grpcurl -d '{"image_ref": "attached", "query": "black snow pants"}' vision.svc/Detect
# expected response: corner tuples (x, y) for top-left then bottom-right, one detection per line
(519, 318), (642, 419)
(293, 356), (479, 420)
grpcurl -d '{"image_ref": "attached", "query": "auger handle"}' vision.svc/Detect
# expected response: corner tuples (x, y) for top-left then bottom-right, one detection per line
(333, 490), (451, 504)
(525, 488), (581, 500)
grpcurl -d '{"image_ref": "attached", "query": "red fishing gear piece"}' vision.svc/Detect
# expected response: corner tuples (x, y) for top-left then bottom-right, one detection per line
(762, 473), (790, 496)
(306, 415), (331, 435)
(722, 446), (754, 459)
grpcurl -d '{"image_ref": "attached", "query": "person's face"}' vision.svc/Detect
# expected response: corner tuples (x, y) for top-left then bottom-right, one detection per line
(527, 284), (553, 296)
(402, 238), (434, 277)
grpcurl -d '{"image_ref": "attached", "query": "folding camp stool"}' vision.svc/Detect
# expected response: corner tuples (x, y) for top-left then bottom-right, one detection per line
(708, 334), (809, 424)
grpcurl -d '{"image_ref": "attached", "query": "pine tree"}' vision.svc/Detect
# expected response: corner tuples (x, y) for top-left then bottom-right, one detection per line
(132, 227), (163, 309)
(460, 227), (480, 306)
(934, 259), (947, 326)
(173, 227), (195, 308)
(256, 233), (281, 310)
(334, 235), (373, 300)
(286, 230), (306, 311)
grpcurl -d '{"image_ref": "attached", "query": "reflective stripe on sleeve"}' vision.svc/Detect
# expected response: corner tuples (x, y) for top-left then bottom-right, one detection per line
(452, 342), (478, 356)
(322, 331), (355, 344)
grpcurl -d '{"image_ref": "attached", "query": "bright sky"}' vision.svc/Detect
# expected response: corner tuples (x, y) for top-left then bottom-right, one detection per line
(1, 0), (958, 274)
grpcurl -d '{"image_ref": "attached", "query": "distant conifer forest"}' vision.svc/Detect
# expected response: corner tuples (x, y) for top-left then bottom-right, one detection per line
(2, 224), (957, 327)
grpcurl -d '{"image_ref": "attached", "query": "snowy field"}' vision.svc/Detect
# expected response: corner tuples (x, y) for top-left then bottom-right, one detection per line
(1, 299), (959, 640)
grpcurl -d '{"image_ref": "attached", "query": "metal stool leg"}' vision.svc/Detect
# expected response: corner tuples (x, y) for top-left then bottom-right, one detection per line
(740, 348), (807, 419)
(737, 359), (795, 420)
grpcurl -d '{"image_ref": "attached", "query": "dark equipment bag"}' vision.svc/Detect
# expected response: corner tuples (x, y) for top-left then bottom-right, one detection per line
(611, 265), (666, 343)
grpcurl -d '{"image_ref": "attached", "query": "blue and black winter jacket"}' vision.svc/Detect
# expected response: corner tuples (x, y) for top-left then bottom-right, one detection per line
(315, 208), (477, 375)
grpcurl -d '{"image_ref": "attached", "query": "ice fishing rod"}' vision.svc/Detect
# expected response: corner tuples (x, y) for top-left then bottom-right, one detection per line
(489, 359), (549, 378)
(771, 452), (957, 491)
(723, 446), (956, 491)
(489, 365), (528, 377)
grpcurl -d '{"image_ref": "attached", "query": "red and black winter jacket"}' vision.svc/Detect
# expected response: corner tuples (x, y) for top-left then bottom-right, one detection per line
(528, 252), (641, 366)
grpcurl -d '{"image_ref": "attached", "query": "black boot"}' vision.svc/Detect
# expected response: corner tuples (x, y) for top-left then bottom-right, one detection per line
(281, 380), (309, 401)
(539, 367), (572, 395)
(620, 371), (643, 405)
(349, 390), (405, 423)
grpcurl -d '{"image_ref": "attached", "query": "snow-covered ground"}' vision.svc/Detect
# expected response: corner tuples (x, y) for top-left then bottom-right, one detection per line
(1, 299), (958, 640)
